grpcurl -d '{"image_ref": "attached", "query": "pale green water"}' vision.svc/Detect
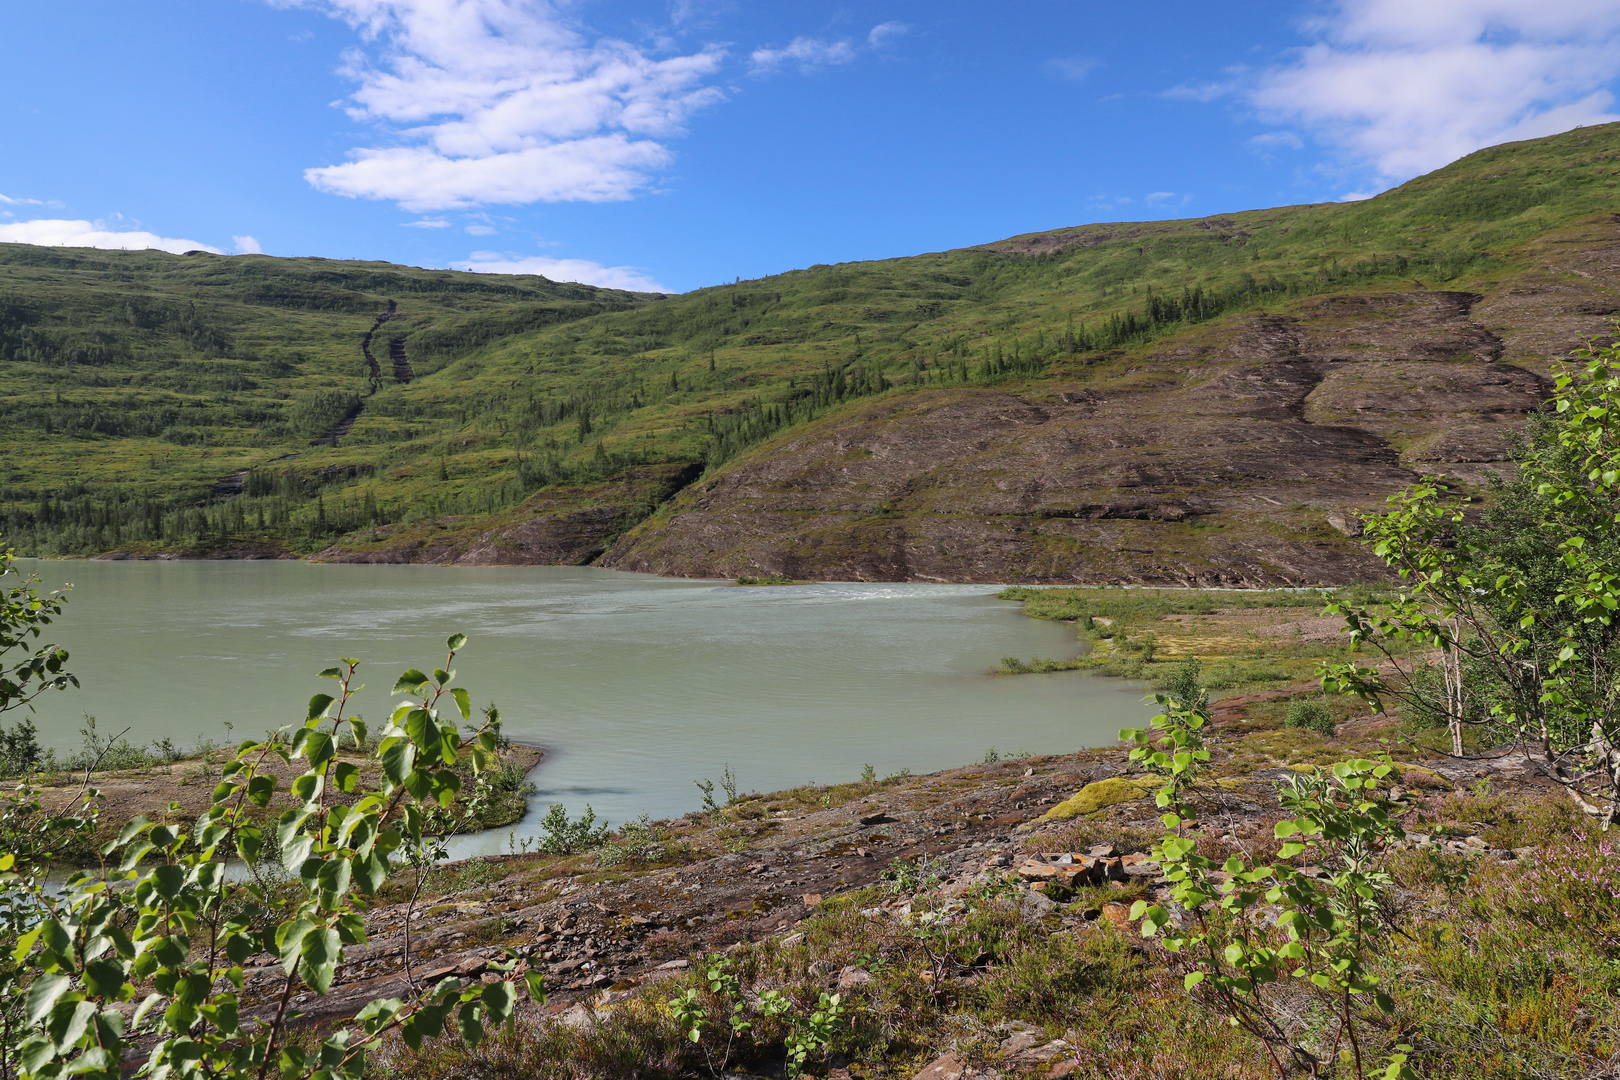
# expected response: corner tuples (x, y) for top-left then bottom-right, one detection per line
(16, 561), (1151, 854)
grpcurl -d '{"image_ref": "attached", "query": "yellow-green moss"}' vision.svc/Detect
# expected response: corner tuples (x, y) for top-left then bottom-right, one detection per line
(1039, 777), (1154, 821)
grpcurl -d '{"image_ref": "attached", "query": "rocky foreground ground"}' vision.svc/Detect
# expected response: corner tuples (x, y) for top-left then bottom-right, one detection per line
(264, 698), (1557, 1079)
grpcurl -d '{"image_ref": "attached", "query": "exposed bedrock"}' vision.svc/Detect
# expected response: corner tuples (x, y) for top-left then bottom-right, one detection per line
(603, 284), (1593, 586)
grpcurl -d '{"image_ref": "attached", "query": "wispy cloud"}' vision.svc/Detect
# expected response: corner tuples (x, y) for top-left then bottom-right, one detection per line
(750, 20), (906, 75)
(0, 192), (50, 207)
(750, 36), (857, 73)
(1249, 0), (1620, 186)
(279, 0), (726, 211)
(233, 235), (264, 254)
(402, 217), (451, 228)
(1162, 79), (1239, 103)
(867, 21), (907, 49)
(1042, 56), (1095, 82)
(1249, 130), (1304, 150)
(453, 251), (668, 292)
(0, 218), (221, 254)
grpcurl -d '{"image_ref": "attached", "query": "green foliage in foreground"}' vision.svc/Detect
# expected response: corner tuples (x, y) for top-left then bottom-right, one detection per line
(9, 123), (1620, 556)
(1124, 694), (1414, 1079)
(1324, 339), (1620, 822)
(0, 545), (73, 716)
(0, 637), (545, 1080)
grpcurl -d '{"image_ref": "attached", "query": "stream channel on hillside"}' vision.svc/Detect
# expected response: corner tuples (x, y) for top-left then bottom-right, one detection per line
(16, 561), (1152, 857)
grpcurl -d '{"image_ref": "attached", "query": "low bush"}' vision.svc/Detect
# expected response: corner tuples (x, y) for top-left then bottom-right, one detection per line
(1284, 698), (1336, 735)
(536, 802), (609, 854)
(597, 814), (668, 867)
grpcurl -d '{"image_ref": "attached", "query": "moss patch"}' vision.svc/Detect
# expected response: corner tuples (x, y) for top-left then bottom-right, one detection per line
(1039, 777), (1154, 821)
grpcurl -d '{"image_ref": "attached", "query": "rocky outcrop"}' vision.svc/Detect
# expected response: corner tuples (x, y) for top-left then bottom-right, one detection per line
(601, 266), (1612, 585)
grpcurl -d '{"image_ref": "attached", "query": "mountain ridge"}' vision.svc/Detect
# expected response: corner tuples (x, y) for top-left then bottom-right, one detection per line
(6, 122), (1620, 581)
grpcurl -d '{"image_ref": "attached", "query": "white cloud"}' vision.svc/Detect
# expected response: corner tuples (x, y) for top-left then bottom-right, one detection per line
(0, 218), (221, 254)
(0, 192), (48, 207)
(1163, 79), (1239, 103)
(867, 21), (907, 49)
(1144, 191), (1177, 204)
(751, 21), (905, 75)
(281, 0), (725, 211)
(453, 251), (668, 292)
(233, 234), (264, 254)
(1250, 0), (1620, 186)
(402, 217), (451, 227)
(750, 36), (857, 73)
(465, 223), (496, 235)
(1043, 56), (1095, 81)
(1249, 130), (1304, 150)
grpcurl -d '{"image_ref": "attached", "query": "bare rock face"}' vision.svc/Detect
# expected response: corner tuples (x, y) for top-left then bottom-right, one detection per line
(602, 269), (1614, 585)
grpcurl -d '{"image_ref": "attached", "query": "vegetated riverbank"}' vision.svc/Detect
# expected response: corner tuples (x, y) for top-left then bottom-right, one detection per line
(166, 592), (1599, 1080)
(991, 585), (1399, 704)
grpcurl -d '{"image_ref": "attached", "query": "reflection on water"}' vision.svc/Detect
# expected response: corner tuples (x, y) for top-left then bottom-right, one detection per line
(18, 560), (1151, 855)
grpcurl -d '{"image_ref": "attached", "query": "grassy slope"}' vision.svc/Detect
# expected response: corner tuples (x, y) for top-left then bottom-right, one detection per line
(0, 247), (651, 552)
(5, 122), (1620, 556)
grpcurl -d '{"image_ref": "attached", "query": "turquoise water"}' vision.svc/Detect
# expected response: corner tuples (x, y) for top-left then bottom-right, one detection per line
(16, 560), (1151, 853)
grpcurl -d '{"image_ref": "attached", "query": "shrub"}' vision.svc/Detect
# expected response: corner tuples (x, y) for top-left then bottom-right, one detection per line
(1285, 698), (1336, 735)
(1164, 657), (1206, 713)
(980, 933), (1101, 1020)
(1132, 759), (1415, 1079)
(0, 717), (43, 777)
(1516, 831), (1620, 925)
(537, 802), (609, 854)
(597, 814), (667, 867)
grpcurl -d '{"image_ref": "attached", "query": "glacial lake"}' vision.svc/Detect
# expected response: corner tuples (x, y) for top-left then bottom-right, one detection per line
(15, 560), (1151, 855)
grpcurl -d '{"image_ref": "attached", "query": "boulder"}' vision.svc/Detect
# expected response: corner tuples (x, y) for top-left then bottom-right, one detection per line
(1016, 852), (1128, 887)
(912, 1052), (977, 1080)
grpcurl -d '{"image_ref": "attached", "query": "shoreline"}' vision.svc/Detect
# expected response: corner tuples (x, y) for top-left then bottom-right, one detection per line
(28, 552), (1357, 593)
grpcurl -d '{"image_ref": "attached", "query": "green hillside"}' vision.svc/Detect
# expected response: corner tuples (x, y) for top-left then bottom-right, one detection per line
(4, 122), (1620, 558)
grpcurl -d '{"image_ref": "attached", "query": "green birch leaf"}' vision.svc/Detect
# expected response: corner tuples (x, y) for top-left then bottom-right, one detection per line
(276, 918), (315, 975)
(481, 980), (517, 1024)
(25, 973), (69, 1025)
(458, 1001), (485, 1049)
(381, 739), (415, 787)
(393, 669), (430, 695)
(299, 927), (342, 995)
(317, 858), (353, 911)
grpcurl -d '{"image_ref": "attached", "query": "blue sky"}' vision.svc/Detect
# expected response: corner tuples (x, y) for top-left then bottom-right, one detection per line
(4, 1), (1620, 293)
